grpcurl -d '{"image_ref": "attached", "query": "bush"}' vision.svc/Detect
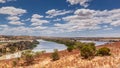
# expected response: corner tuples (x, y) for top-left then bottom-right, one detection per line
(12, 60), (17, 67)
(96, 47), (111, 56)
(32, 40), (39, 44)
(35, 51), (41, 57)
(51, 49), (60, 61)
(34, 51), (46, 57)
(21, 50), (35, 64)
(80, 43), (96, 59)
(67, 45), (74, 52)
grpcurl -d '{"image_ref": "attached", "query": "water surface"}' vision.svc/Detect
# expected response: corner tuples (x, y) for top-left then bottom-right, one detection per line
(0, 39), (108, 60)
(80, 40), (108, 46)
(0, 40), (67, 60)
(32, 40), (67, 52)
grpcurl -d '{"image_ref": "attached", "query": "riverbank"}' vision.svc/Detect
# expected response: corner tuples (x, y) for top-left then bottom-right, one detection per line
(0, 40), (39, 57)
(0, 40), (67, 60)
(0, 41), (120, 68)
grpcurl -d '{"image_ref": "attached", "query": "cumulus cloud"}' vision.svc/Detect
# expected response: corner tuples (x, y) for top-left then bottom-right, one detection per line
(7, 16), (25, 25)
(67, 0), (92, 8)
(0, 26), (33, 35)
(8, 21), (24, 25)
(31, 14), (49, 26)
(50, 8), (120, 33)
(0, 6), (27, 25)
(32, 26), (47, 30)
(7, 16), (20, 21)
(110, 20), (120, 26)
(1, 8), (120, 36)
(0, 26), (50, 36)
(0, 25), (8, 28)
(46, 9), (73, 18)
(0, 0), (16, 3)
(32, 14), (43, 19)
(0, 0), (6, 3)
(0, 6), (27, 16)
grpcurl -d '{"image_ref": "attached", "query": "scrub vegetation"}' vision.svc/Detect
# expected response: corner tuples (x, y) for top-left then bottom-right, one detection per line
(0, 40), (39, 56)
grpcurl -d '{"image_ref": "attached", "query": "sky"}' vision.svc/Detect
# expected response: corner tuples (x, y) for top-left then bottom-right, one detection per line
(0, 0), (120, 37)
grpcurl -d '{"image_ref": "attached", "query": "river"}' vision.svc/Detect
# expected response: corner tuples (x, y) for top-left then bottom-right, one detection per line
(0, 39), (67, 60)
(32, 39), (67, 52)
(80, 40), (108, 46)
(0, 39), (107, 60)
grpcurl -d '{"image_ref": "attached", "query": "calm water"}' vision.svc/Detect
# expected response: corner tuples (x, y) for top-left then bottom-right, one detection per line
(0, 40), (67, 60)
(32, 40), (67, 52)
(0, 39), (107, 60)
(80, 40), (108, 46)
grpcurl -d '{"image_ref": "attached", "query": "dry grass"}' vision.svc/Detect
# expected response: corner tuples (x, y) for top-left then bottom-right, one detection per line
(0, 42), (120, 68)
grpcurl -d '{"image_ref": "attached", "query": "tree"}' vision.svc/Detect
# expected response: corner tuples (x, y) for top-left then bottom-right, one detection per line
(96, 47), (111, 56)
(21, 50), (35, 65)
(80, 43), (96, 59)
(67, 45), (74, 52)
(51, 49), (60, 61)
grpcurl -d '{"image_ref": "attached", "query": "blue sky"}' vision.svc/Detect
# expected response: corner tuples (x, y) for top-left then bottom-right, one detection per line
(0, 0), (120, 37)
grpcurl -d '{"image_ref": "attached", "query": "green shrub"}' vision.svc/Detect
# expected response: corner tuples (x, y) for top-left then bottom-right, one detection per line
(80, 43), (96, 59)
(51, 49), (60, 61)
(12, 60), (17, 67)
(67, 46), (74, 52)
(34, 50), (46, 58)
(21, 50), (35, 64)
(96, 47), (111, 56)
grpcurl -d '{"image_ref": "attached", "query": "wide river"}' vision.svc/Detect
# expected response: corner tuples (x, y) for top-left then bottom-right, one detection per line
(32, 40), (67, 52)
(0, 39), (107, 60)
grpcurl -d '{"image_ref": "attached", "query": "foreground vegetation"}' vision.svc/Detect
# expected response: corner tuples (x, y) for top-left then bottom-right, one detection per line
(43, 38), (111, 59)
(0, 41), (119, 68)
(0, 40), (39, 56)
(0, 38), (113, 68)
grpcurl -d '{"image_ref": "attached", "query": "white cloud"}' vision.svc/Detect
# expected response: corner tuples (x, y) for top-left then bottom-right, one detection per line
(7, 16), (25, 25)
(32, 14), (43, 19)
(51, 8), (120, 33)
(0, 0), (16, 3)
(0, 25), (51, 36)
(31, 19), (49, 26)
(110, 20), (120, 26)
(0, 25), (8, 28)
(21, 18), (30, 22)
(1, 8), (120, 36)
(8, 21), (24, 25)
(31, 14), (49, 26)
(0, 26), (33, 35)
(46, 9), (73, 18)
(32, 26), (47, 30)
(0, 0), (6, 3)
(0, 6), (27, 25)
(0, 6), (27, 16)
(67, 0), (92, 8)
(7, 16), (20, 21)
(104, 27), (113, 30)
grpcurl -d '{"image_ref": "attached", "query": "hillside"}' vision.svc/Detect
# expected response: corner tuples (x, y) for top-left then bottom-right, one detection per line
(0, 42), (120, 68)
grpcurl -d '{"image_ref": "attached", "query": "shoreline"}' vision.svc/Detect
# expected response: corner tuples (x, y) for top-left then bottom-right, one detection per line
(0, 41), (115, 61)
